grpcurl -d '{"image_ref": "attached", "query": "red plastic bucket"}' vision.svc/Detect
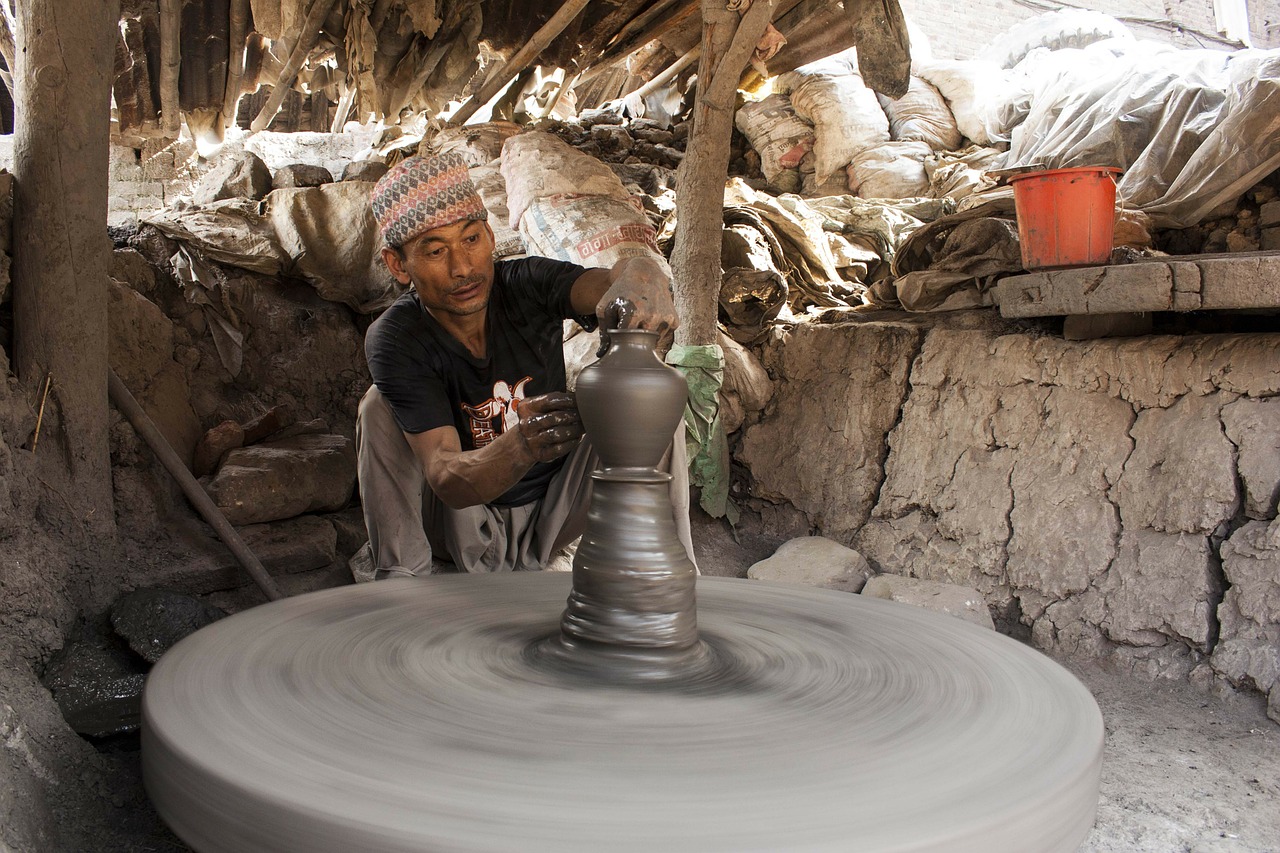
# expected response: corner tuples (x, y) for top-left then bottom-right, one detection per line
(1009, 166), (1121, 270)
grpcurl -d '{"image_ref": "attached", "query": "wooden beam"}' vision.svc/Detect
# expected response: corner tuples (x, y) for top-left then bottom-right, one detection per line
(250, 0), (339, 132)
(447, 0), (593, 127)
(575, 0), (699, 86)
(159, 0), (181, 133)
(222, 0), (250, 128)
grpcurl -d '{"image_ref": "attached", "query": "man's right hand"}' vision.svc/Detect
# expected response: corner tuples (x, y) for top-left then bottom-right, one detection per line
(514, 392), (583, 462)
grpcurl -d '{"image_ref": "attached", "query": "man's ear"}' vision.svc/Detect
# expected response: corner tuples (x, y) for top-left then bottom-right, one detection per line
(381, 246), (412, 285)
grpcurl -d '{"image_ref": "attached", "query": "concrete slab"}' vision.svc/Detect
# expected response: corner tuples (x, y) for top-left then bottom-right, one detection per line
(993, 252), (1280, 318)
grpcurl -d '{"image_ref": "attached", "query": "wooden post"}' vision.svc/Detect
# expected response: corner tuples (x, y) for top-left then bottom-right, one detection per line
(622, 45), (699, 102)
(669, 0), (775, 345)
(159, 0), (181, 133)
(12, 0), (121, 536)
(250, 0), (338, 132)
(222, 0), (250, 128)
(446, 0), (593, 127)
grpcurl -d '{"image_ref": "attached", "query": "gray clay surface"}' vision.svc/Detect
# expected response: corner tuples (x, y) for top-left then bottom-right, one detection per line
(143, 574), (1102, 852)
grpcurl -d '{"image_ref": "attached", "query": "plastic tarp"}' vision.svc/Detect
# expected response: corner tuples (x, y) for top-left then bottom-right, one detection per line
(145, 183), (407, 315)
(1003, 40), (1280, 228)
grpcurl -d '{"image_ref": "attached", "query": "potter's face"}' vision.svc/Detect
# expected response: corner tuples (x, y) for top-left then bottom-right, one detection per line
(383, 219), (496, 319)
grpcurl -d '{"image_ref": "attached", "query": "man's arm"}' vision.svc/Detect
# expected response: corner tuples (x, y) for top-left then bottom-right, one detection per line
(570, 255), (679, 339)
(403, 393), (582, 509)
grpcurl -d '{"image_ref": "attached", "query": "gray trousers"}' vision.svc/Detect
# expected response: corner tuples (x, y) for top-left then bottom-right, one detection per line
(353, 385), (696, 579)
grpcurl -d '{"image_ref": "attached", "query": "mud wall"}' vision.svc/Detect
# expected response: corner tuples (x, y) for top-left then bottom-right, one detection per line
(739, 314), (1280, 719)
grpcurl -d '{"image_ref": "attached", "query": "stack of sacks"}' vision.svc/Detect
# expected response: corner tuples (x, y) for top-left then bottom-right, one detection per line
(500, 131), (667, 271)
(853, 76), (965, 199)
(777, 52), (889, 197)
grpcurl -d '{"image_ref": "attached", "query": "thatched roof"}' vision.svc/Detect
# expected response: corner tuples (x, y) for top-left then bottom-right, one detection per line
(111, 0), (860, 141)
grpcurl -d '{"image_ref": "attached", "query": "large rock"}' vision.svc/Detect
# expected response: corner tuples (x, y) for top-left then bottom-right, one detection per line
(741, 322), (922, 540)
(1098, 530), (1220, 651)
(861, 575), (995, 629)
(1212, 518), (1280, 722)
(208, 433), (356, 526)
(108, 279), (202, 466)
(192, 151), (273, 204)
(109, 589), (227, 664)
(1221, 397), (1280, 520)
(341, 160), (389, 183)
(1114, 392), (1239, 534)
(143, 514), (340, 594)
(42, 642), (146, 738)
(747, 536), (873, 592)
(272, 163), (334, 189)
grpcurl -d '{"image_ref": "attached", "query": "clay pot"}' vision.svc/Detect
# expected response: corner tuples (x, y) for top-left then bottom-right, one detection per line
(574, 329), (688, 471)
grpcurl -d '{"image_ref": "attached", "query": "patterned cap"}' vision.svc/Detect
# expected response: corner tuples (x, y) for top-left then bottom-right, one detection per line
(370, 152), (488, 248)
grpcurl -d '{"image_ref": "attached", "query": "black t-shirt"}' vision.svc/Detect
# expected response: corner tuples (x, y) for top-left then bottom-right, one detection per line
(365, 257), (596, 507)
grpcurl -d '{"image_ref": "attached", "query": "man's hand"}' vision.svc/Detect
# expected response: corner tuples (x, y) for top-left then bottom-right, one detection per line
(595, 256), (679, 356)
(514, 392), (583, 463)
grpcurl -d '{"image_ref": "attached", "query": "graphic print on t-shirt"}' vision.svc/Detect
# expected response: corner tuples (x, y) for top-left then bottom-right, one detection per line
(460, 377), (533, 447)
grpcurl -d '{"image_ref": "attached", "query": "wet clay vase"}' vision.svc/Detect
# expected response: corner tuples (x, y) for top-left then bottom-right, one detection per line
(573, 329), (688, 472)
(554, 329), (703, 677)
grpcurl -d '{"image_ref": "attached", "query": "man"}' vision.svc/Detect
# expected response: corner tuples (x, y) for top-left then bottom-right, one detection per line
(351, 151), (694, 579)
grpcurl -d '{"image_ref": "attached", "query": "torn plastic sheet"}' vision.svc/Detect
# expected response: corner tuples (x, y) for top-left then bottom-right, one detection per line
(666, 344), (736, 524)
(1003, 40), (1280, 228)
(171, 246), (244, 377)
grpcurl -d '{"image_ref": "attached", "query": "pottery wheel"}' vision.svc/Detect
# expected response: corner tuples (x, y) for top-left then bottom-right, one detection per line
(143, 574), (1103, 852)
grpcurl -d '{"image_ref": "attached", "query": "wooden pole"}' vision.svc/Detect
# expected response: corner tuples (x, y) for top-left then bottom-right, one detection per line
(622, 45), (699, 102)
(12, 0), (121, 537)
(446, 0), (592, 127)
(222, 0), (250, 128)
(159, 0), (181, 133)
(330, 83), (356, 133)
(250, 0), (338, 132)
(669, 0), (775, 346)
(108, 370), (284, 602)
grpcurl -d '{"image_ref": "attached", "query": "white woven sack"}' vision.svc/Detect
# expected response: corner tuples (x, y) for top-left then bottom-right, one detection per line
(785, 66), (889, 185)
(468, 163), (525, 259)
(877, 77), (963, 152)
(520, 194), (669, 272)
(915, 59), (1017, 145)
(501, 132), (629, 230)
(847, 142), (932, 199)
(423, 121), (523, 167)
(734, 94), (815, 184)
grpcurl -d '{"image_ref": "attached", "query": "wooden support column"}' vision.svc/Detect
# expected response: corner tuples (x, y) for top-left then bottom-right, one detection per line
(159, 0), (181, 133)
(13, 0), (121, 536)
(669, 0), (775, 345)
(446, 0), (593, 127)
(222, 0), (250, 128)
(250, 0), (338, 132)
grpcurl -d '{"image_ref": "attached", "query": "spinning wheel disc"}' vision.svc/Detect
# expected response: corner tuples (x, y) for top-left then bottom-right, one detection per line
(143, 574), (1102, 852)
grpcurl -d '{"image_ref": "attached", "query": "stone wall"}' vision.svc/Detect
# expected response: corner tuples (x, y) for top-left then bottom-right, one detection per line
(101, 127), (383, 227)
(739, 313), (1280, 719)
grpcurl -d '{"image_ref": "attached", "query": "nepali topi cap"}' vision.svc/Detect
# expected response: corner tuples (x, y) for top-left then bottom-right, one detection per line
(370, 152), (488, 248)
